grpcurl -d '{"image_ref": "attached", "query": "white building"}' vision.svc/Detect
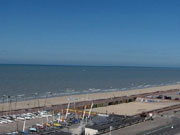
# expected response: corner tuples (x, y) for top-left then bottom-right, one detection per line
(85, 127), (98, 135)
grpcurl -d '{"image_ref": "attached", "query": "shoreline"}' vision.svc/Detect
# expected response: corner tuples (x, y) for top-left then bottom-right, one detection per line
(1, 82), (179, 102)
(1, 84), (180, 111)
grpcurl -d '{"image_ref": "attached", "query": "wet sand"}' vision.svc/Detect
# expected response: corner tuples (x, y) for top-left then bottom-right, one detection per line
(1, 84), (180, 111)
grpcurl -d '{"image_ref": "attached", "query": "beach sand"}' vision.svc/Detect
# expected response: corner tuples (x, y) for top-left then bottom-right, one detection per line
(1, 84), (180, 111)
(92, 101), (179, 116)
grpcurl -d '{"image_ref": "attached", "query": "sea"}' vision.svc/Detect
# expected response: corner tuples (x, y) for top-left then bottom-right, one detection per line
(1, 64), (180, 101)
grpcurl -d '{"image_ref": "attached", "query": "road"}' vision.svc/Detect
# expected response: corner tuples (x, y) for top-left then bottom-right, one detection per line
(137, 117), (180, 135)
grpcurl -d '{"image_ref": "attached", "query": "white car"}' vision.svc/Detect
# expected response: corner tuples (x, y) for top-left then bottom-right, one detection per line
(16, 117), (25, 120)
(26, 113), (33, 116)
(0, 120), (8, 124)
(1, 118), (14, 123)
(24, 116), (32, 120)
(6, 119), (13, 123)
(7, 131), (18, 134)
(41, 114), (52, 118)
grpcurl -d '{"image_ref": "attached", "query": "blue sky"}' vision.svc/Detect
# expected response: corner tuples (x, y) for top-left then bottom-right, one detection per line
(0, 0), (180, 67)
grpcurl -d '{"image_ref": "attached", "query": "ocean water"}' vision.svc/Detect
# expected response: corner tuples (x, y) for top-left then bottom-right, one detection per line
(1, 64), (180, 99)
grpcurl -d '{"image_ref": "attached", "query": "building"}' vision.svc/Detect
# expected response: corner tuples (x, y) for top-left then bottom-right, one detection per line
(85, 114), (145, 135)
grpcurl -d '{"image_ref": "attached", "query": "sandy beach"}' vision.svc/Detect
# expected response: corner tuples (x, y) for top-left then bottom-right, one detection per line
(1, 84), (180, 111)
(92, 101), (179, 116)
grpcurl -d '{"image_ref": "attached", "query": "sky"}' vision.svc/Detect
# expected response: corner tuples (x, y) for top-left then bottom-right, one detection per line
(0, 0), (180, 67)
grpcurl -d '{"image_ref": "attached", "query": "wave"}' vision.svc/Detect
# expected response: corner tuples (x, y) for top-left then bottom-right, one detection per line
(1, 81), (180, 103)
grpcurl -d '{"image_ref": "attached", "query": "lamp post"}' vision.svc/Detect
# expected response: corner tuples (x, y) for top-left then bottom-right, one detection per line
(109, 126), (112, 135)
(44, 91), (52, 108)
(4, 95), (10, 115)
(15, 94), (24, 110)
(2, 95), (5, 112)
(34, 93), (39, 108)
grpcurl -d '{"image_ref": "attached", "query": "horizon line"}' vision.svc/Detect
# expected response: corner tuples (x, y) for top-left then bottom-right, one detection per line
(0, 63), (180, 69)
